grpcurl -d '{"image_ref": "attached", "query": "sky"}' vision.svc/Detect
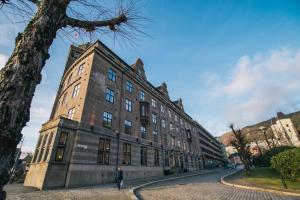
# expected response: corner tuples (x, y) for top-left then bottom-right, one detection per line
(1, 0), (300, 152)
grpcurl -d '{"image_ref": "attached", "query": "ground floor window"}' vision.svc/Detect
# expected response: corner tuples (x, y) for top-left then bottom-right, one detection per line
(103, 112), (112, 128)
(164, 151), (169, 167)
(55, 132), (68, 161)
(140, 146), (147, 166)
(154, 149), (159, 166)
(97, 138), (111, 164)
(123, 143), (131, 165)
(174, 152), (179, 167)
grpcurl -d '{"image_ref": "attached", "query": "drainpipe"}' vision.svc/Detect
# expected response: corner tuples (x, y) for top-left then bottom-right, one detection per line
(116, 71), (124, 171)
(158, 101), (165, 171)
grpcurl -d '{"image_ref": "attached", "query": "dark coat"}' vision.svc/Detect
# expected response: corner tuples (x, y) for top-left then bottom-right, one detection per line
(116, 170), (123, 181)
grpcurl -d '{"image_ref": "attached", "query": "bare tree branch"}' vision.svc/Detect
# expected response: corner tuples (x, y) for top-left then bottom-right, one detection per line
(62, 13), (127, 31)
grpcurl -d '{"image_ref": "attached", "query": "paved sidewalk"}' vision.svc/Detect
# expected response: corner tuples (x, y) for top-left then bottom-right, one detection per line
(4, 168), (222, 200)
(138, 169), (300, 200)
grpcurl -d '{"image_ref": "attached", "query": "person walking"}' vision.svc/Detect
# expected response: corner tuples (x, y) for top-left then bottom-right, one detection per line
(116, 167), (123, 190)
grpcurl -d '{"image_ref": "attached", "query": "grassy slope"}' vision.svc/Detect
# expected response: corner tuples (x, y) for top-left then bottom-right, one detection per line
(226, 168), (300, 192)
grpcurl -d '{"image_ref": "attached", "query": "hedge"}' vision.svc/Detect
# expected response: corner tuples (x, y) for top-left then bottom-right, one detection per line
(271, 148), (300, 181)
(252, 146), (295, 167)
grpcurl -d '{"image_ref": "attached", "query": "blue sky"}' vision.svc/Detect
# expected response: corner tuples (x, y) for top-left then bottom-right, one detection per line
(1, 0), (300, 152)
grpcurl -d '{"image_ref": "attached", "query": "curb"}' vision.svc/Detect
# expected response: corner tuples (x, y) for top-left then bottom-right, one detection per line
(220, 169), (300, 197)
(128, 169), (221, 200)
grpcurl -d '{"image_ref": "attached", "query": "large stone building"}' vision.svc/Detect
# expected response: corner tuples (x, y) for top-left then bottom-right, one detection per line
(24, 41), (225, 190)
(270, 112), (300, 147)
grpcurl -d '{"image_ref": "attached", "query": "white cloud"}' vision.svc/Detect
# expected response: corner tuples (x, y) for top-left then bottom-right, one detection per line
(22, 88), (56, 152)
(201, 47), (300, 134)
(31, 107), (51, 119)
(0, 54), (8, 69)
(223, 55), (261, 96)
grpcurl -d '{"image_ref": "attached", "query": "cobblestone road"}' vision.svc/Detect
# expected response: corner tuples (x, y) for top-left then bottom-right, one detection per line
(139, 170), (300, 200)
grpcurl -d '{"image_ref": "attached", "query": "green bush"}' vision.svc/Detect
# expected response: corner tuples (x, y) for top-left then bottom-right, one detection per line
(271, 148), (300, 181)
(252, 146), (295, 167)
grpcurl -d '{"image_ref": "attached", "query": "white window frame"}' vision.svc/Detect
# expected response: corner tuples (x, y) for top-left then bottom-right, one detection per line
(72, 83), (80, 98)
(125, 99), (132, 112)
(151, 99), (156, 107)
(67, 107), (75, 119)
(77, 63), (84, 76)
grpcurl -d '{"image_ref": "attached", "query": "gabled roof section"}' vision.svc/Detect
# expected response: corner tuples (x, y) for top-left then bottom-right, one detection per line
(173, 98), (184, 111)
(156, 82), (169, 99)
(131, 58), (147, 80)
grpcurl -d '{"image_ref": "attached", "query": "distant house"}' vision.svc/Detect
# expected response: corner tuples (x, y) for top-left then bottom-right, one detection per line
(271, 112), (300, 147)
(228, 153), (242, 165)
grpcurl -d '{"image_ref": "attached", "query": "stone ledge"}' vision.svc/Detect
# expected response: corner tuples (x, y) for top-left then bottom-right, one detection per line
(220, 168), (300, 197)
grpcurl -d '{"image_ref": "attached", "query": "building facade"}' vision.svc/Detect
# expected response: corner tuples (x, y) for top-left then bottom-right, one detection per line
(24, 41), (224, 190)
(271, 113), (300, 147)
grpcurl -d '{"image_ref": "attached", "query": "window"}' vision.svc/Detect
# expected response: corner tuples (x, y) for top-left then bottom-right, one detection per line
(125, 99), (132, 112)
(165, 151), (169, 167)
(169, 123), (173, 131)
(162, 119), (166, 129)
(180, 118), (183, 125)
(168, 110), (171, 118)
(151, 99), (156, 107)
(37, 134), (47, 162)
(72, 83), (80, 98)
(140, 90), (145, 101)
(55, 132), (68, 161)
(175, 115), (178, 122)
(77, 63), (84, 76)
(152, 113), (157, 124)
(171, 137), (175, 147)
(286, 124), (289, 127)
(177, 140), (181, 147)
(105, 88), (114, 103)
(108, 68), (116, 82)
(43, 132), (54, 162)
(183, 142), (186, 151)
(103, 112), (112, 128)
(163, 134), (168, 145)
(124, 120), (132, 135)
(140, 147), (147, 166)
(160, 105), (164, 113)
(153, 130), (158, 143)
(32, 135), (43, 163)
(140, 125), (147, 139)
(67, 107), (75, 119)
(67, 73), (73, 85)
(138, 69), (142, 76)
(61, 92), (68, 105)
(126, 81), (133, 92)
(122, 143), (131, 165)
(154, 149), (159, 166)
(176, 126), (179, 132)
(97, 138), (110, 164)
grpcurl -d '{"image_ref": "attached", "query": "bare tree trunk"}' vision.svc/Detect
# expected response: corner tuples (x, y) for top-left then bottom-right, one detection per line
(254, 139), (262, 155)
(0, 1), (68, 197)
(262, 131), (272, 150)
